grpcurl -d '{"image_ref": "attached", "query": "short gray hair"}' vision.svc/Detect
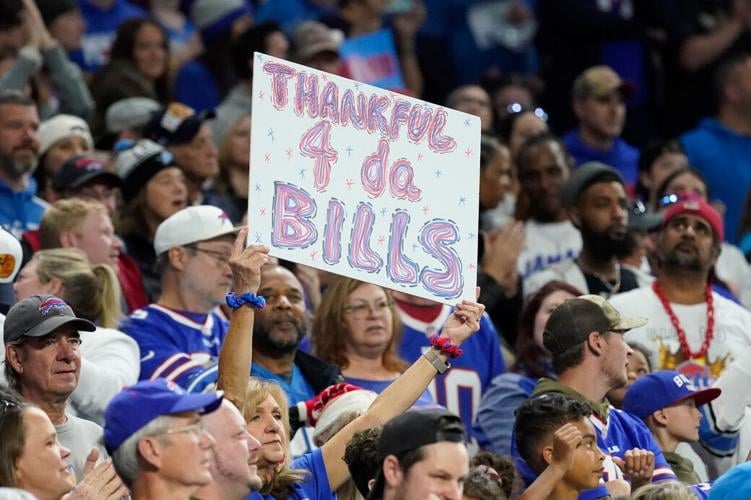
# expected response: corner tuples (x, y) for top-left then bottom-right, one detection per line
(111, 415), (174, 488)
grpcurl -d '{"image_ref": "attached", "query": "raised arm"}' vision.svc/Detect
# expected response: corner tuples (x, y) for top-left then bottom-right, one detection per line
(216, 228), (269, 413)
(321, 292), (485, 490)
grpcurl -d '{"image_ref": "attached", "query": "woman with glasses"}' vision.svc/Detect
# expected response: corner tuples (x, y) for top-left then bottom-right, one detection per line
(310, 276), (434, 407)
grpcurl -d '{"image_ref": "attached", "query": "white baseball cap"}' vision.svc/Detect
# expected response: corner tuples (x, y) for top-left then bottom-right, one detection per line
(38, 114), (93, 156)
(0, 228), (22, 284)
(153, 205), (239, 256)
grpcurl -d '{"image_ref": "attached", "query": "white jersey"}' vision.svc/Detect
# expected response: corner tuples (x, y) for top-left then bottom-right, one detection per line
(716, 242), (751, 308)
(518, 219), (581, 280)
(610, 286), (751, 474)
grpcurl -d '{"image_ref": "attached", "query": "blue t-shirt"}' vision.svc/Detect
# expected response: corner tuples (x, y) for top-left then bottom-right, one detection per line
(343, 375), (437, 408)
(681, 118), (751, 243)
(174, 60), (220, 113)
(473, 372), (538, 456)
(120, 304), (228, 392)
(75, 0), (145, 72)
(397, 305), (505, 444)
(562, 129), (640, 187)
(0, 177), (47, 238)
(247, 448), (332, 500)
(251, 363), (316, 406)
(256, 0), (335, 36)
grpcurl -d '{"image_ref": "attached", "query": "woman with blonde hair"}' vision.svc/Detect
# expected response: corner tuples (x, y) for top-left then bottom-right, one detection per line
(311, 276), (433, 406)
(217, 247), (485, 499)
(12, 249), (140, 424)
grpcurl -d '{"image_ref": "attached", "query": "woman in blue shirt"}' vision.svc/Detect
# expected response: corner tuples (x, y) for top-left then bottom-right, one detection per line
(310, 276), (435, 408)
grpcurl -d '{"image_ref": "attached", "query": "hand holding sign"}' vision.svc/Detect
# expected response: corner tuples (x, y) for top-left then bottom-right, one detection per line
(249, 53), (481, 304)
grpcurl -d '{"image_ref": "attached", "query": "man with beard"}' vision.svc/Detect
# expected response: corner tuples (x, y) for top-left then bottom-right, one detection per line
(513, 295), (676, 497)
(525, 161), (639, 299)
(516, 133), (582, 284)
(0, 91), (45, 237)
(121, 206), (271, 393)
(249, 263), (342, 456)
(610, 198), (751, 476)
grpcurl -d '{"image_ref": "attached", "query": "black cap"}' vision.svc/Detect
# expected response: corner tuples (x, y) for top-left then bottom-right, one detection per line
(51, 155), (123, 192)
(114, 139), (178, 202)
(561, 162), (624, 208)
(142, 102), (216, 146)
(367, 408), (465, 500)
(4, 295), (96, 344)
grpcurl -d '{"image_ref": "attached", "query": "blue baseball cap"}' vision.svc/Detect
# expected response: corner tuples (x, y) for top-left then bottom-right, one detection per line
(622, 370), (720, 419)
(709, 462), (751, 499)
(104, 379), (223, 453)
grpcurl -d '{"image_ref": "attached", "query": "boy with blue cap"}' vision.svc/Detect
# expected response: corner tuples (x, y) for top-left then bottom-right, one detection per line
(104, 378), (222, 500)
(623, 370), (721, 484)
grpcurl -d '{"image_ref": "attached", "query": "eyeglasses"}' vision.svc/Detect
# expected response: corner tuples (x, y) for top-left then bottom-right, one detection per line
(187, 246), (232, 266)
(0, 399), (21, 428)
(343, 299), (393, 319)
(506, 102), (548, 122)
(152, 421), (206, 439)
(658, 192), (703, 209)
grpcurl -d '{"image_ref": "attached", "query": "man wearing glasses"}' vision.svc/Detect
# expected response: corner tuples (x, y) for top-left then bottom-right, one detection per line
(104, 378), (221, 500)
(120, 205), (239, 392)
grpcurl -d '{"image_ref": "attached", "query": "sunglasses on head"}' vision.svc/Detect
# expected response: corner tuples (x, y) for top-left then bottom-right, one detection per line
(505, 102), (548, 122)
(658, 192), (703, 209)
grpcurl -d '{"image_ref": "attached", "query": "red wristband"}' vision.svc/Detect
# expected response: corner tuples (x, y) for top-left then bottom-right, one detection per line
(429, 335), (463, 359)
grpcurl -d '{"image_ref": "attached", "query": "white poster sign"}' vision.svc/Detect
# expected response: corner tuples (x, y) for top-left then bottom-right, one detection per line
(248, 53), (481, 303)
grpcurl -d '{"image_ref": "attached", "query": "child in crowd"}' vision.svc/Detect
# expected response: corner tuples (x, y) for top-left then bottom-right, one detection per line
(623, 371), (721, 484)
(514, 393), (606, 500)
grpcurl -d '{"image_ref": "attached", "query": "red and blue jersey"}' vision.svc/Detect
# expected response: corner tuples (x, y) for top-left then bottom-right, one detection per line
(397, 304), (505, 444)
(120, 304), (228, 393)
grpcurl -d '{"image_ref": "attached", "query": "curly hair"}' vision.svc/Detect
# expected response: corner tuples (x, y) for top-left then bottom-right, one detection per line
(343, 427), (382, 497)
(514, 394), (592, 475)
(471, 451), (521, 499)
(463, 467), (506, 500)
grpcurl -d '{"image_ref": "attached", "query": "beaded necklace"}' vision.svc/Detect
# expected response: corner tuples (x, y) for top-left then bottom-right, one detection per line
(652, 280), (715, 360)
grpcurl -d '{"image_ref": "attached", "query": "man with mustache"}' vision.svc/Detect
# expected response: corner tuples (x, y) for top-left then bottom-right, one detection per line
(250, 264), (343, 455)
(0, 91), (45, 237)
(611, 198), (751, 477)
(526, 161), (640, 299)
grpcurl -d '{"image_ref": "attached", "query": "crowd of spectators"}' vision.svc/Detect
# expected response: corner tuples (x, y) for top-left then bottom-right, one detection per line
(4, 0), (751, 499)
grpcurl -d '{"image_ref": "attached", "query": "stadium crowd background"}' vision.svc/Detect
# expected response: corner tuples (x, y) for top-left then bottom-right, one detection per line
(3, 0), (751, 499)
